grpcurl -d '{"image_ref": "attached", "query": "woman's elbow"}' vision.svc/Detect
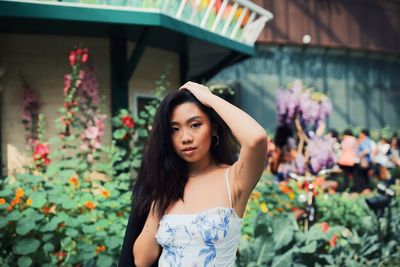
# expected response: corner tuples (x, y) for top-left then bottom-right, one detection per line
(133, 242), (158, 267)
(249, 130), (268, 149)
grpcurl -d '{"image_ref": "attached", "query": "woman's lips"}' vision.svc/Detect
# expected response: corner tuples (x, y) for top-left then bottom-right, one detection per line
(182, 147), (196, 156)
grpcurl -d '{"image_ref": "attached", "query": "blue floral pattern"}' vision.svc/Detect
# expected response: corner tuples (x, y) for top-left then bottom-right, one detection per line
(156, 207), (241, 267)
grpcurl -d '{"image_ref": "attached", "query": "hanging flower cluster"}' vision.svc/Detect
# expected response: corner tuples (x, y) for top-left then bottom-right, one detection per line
(61, 47), (89, 136)
(307, 135), (336, 174)
(276, 80), (332, 129)
(21, 79), (40, 146)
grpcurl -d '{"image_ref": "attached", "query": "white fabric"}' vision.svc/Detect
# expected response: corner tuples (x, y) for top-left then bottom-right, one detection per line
(156, 168), (242, 267)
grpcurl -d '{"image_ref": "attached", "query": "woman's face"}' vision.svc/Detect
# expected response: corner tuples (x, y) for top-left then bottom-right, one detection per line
(170, 102), (213, 164)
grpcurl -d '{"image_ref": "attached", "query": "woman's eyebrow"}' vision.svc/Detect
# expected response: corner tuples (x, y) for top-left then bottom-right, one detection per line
(170, 116), (203, 125)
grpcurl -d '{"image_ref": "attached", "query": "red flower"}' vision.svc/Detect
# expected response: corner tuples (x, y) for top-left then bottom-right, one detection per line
(69, 51), (76, 66)
(76, 48), (83, 55)
(34, 143), (50, 157)
(121, 115), (135, 129)
(321, 222), (330, 233)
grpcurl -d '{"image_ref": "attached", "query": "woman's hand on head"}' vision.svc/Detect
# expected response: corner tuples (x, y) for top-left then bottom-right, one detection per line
(180, 81), (214, 107)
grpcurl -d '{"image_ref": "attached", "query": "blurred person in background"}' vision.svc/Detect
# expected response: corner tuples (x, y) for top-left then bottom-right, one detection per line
(354, 129), (373, 192)
(373, 136), (391, 181)
(270, 125), (298, 182)
(387, 135), (400, 185)
(337, 129), (358, 191)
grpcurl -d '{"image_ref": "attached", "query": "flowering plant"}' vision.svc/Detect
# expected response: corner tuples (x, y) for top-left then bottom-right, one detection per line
(276, 80), (332, 130)
(275, 80), (335, 175)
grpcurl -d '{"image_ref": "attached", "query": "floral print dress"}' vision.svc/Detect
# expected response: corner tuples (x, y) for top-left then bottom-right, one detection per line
(156, 168), (242, 267)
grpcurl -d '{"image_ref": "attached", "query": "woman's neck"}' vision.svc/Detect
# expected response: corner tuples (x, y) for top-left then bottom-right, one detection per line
(188, 155), (215, 177)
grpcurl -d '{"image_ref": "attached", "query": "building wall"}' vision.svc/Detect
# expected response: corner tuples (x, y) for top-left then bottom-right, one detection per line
(211, 45), (400, 134)
(0, 33), (180, 175)
(257, 0), (400, 54)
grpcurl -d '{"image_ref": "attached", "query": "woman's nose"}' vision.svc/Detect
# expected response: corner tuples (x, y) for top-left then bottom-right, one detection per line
(182, 129), (193, 144)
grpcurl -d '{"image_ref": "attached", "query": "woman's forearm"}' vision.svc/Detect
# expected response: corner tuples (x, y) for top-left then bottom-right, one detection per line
(207, 94), (267, 147)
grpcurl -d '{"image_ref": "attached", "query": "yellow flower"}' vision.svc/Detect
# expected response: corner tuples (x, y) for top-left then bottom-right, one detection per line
(0, 198), (6, 205)
(15, 188), (24, 198)
(101, 189), (110, 199)
(288, 192), (295, 200)
(260, 202), (269, 213)
(26, 198), (32, 206)
(85, 201), (96, 210)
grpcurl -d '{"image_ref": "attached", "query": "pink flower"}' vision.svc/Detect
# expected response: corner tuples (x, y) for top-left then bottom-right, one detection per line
(82, 53), (89, 63)
(84, 126), (99, 139)
(69, 51), (76, 66)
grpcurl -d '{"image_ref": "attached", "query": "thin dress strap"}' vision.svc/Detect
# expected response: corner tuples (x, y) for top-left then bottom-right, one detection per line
(225, 167), (233, 208)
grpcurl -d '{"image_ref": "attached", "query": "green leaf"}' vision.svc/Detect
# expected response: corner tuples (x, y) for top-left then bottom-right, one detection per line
(113, 129), (127, 140)
(43, 242), (55, 253)
(0, 188), (13, 197)
(66, 228), (79, 237)
(16, 217), (36, 236)
(96, 255), (113, 267)
(28, 192), (47, 208)
(0, 218), (8, 228)
(257, 241), (274, 265)
(14, 238), (40, 255)
(22, 208), (44, 221)
(82, 252), (96, 261)
(7, 210), (23, 221)
(271, 249), (293, 267)
(61, 198), (78, 210)
(17, 256), (32, 267)
(82, 224), (96, 234)
(298, 240), (317, 254)
(42, 233), (53, 242)
(273, 217), (294, 250)
(105, 236), (122, 250)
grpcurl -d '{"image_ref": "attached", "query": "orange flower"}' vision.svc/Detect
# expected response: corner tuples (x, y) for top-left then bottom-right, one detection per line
(85, 201), (96, 209)
(54, 251), (67, 260)
(6, 205), (13, 211)
(11, 198), (19, 206)
(26, 198), (32, 206)
(117, 211), (123, 217)
(0, 198), (6, 205)
(101, 189), (110, 199)
(251, 191), (261, 199)
(279, 181), (292, 194)
(95, 245), (106, 254)
(15, 188), (24, 198)
(69, 176), (79, 186)
(329, 233), (338, 247)
(42, 205), (51, 214)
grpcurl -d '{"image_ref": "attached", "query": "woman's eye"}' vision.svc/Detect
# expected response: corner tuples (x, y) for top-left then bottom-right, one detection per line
(171, 127), (179, 132)
(191, 123), (201, 129)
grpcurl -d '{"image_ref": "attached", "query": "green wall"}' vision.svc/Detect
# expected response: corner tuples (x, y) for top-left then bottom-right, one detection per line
(211, 46), (400, 133)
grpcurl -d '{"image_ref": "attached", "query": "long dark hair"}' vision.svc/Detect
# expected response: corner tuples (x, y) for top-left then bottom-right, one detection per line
(118, 90), (238, 266)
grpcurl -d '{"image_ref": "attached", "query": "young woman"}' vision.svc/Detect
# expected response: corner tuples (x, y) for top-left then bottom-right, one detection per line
(118, 82), (268, 267)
